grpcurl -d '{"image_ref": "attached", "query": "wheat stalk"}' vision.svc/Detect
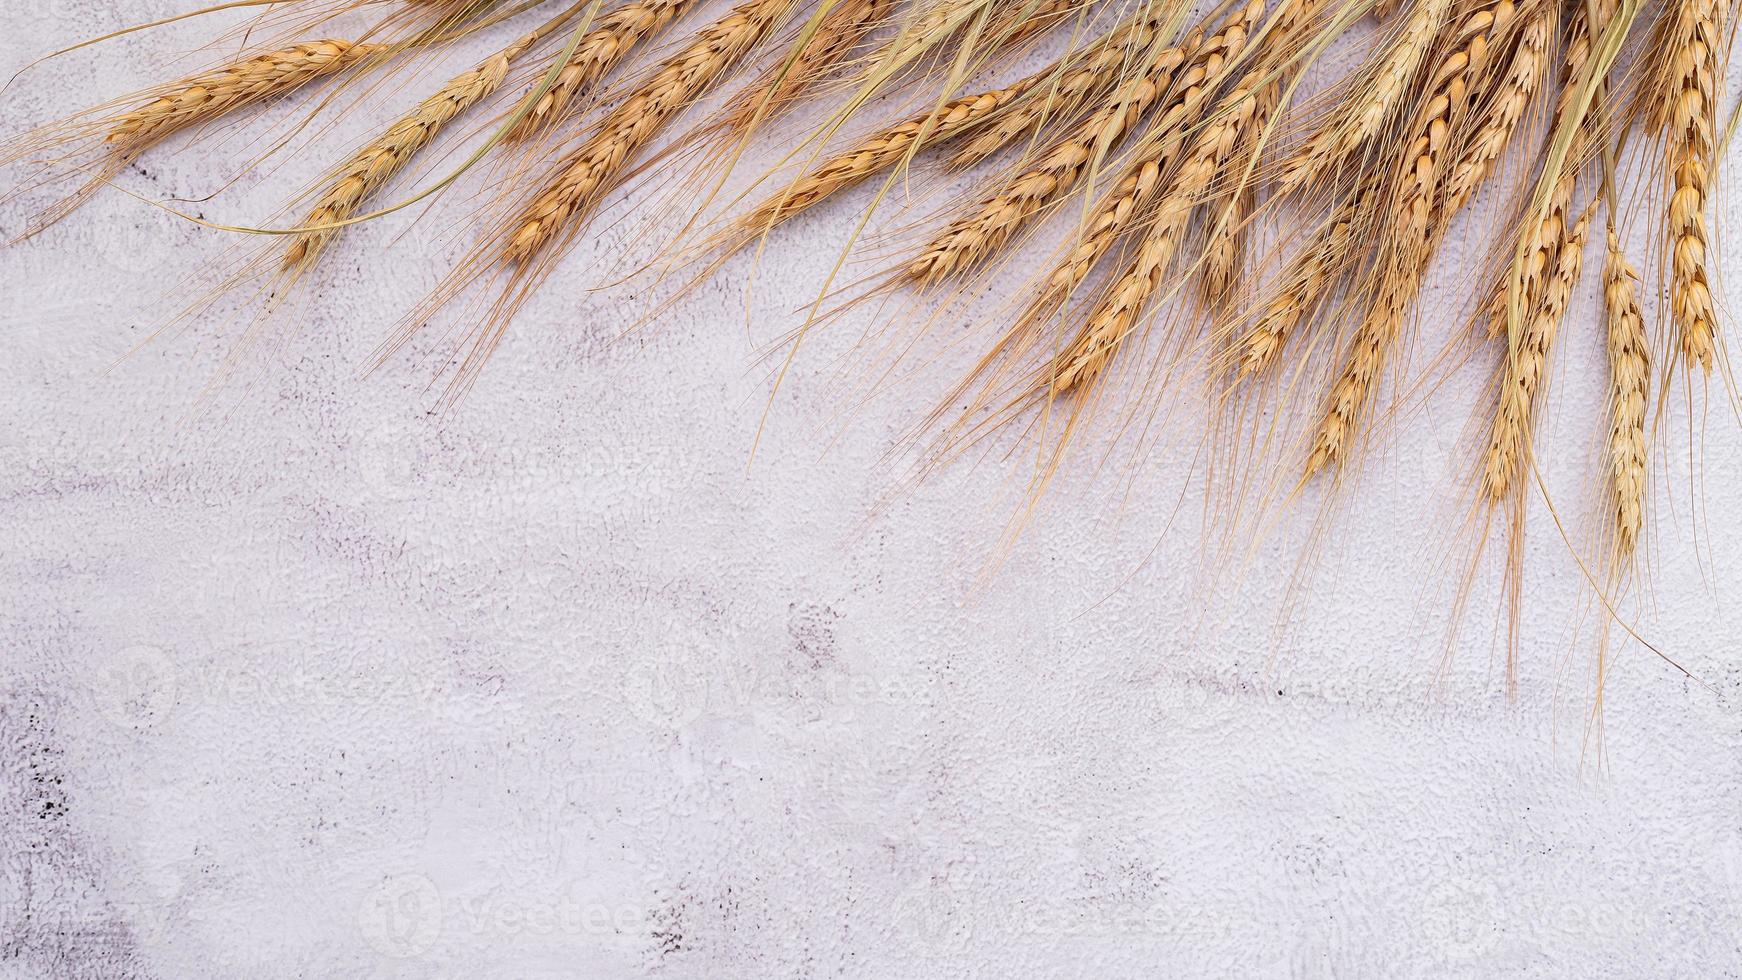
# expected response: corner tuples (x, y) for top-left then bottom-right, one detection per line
(504, 0), (798, 265)
(1603, 228), (1648, 555)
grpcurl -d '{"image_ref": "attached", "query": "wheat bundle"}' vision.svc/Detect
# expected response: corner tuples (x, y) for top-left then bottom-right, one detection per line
(2, 0), (1736, 709)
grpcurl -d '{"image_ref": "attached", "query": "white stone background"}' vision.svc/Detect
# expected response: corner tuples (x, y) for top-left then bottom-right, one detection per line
(2, 2), (1741, 977)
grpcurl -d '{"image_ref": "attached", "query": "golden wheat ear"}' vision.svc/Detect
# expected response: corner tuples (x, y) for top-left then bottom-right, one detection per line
(501, 0), (699, 146)
(382, 0), (802, 403)
(1603, 228), (1649, 561)
(8, 38), (389, 240)
(1652, 0), (1722, 374)
(1304, 0), (1536, 478)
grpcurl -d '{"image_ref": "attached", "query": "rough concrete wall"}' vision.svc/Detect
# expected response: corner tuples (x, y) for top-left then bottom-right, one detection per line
(2, 3), (1740, 978)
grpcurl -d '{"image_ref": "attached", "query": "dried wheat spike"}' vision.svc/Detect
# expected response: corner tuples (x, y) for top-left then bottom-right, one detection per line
(903, 22), (1210, 286)
(1238, 189), (1365, 375)
(1021, 0), (1318, 323)
(717, 0), (895, 132)
(1657, 0), (1720, 371)
(504, 0), (699, 144)
(505, 0), (797, 265)
(729, 82), (1035, 244)
(1482, 208), (1593, 501)
(1441, 1), (1554, 217)
(106, 39), (387, 154)
(947, 6), (1185, 170)
(1277, 0), (1452, 193)
(285, 34), (536, 271)
(1200, 80), (1278, 306)
(1305, 0), (1517, 475)
(1049, 69), (1271, 395)
(1488, 0), (1605, 339)
(1603, 230), (1648, 555)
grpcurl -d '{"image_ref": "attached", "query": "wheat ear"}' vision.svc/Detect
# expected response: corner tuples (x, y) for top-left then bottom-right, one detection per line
(1487, 0), (1607, 345)
(504, 0), (699, 144)
(106, 38), (387, 155)
(284, 33), (540, 271)
(1305, 0), (1516, 475)
(1020, 0), (1315, 326)
(1658, 0), (1720, 371)
(723, 74), (1052, 250)
(1200, 80), (1278, 305)
(1238, 188), (1366, 375)
(1277, 0), (1452, 193)
(1441, 0), (1554, 217)
(903, 21), (1212, 287)
(1482, 206), (1593, 500)
(947, 5), (1186, 170)
(1049, 69), (1271, 395)
(1603, 229), (1648, 555)
(505, 0), (797, 264)
(716, 0), (895, 133)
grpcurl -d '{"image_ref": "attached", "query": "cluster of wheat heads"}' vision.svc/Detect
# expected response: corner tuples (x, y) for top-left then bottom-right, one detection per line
(1, 0), (1736, 694)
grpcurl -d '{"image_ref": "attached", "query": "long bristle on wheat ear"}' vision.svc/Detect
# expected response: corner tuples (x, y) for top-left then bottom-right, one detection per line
(284, 35), (534, 272)
(503, 0), (797, 265)
(106, 39), (387, 155)
(504, 0), (698, 143)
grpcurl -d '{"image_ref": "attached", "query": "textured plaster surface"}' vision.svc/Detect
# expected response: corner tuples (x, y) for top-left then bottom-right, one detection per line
(2, 3), (1742, 978)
